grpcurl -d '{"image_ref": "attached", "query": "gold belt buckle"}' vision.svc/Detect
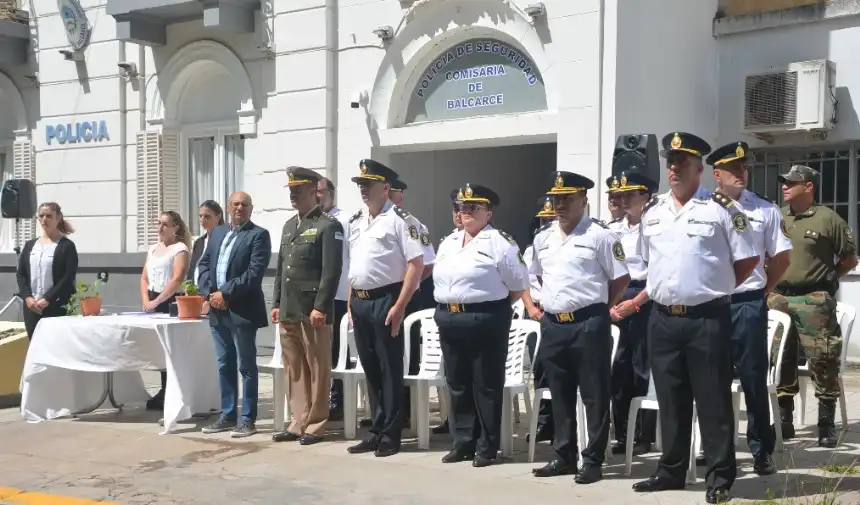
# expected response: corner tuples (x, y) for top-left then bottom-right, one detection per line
(557, 312), (574, 323)
(449, 303), (464, 313)
(669, 305), (686, 316)
(356, 290), (369, 300)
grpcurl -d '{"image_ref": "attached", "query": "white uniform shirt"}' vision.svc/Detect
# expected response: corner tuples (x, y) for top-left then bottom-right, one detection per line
(417, 222), (437, 266)
(640, 191), (758, 306)
(348, 201), (425, 290)
(733, 189), (793, 293)
(530, 218), (629, 313)
(329, 207), (351, 301)
(523, 244), (542, 303)
(434, 225), (528, 303)
(608, 217), (647, 281)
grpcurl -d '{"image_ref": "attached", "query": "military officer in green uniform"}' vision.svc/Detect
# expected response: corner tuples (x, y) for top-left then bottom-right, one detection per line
(769, 164), (858, 448)
(271, 166), (344, 445)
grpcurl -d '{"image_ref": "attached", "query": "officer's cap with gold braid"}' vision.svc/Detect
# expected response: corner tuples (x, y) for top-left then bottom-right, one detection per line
(605, 174), (621, 194)
(456, 183), (500, 207)
(547, 171), (594, 196)
(450, 188), (461, 202)
(390, 179), (408, 192)
(351, 158), (399, 184)
(609, 170), (658, 193)
(660, 132), (712, 159)
(536, 197), (556, 218)
(285, 166), (321, 187)
(706, 141), (749, 167)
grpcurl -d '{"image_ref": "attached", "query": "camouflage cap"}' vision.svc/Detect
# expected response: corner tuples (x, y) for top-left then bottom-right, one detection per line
(778, 164), (819, 184)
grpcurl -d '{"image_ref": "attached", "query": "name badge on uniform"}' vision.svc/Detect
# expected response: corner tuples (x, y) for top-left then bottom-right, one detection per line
(300, 228), (318, 237)
(647, 218), (660, 226)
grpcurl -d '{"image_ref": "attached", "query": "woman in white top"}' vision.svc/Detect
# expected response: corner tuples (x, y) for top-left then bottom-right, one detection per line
(16, 202), (78, 340)
(140, 210), (191, 410)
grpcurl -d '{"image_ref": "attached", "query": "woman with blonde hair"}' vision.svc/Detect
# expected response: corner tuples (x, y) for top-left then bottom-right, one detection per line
(16, 202), (79, 340)
(140, 210), (191, 411)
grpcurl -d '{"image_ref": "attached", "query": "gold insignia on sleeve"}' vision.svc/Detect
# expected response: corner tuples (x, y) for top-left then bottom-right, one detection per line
(736, 144), (745, 158)
(780, 219), (790, 238)
(408, 225), (419, 240)
(420, 233), (430, 246)
(732, 213), (748, 232)
(612, 241), (625, 261)
(555, 173), (564, 188)
(671, 133), (682, 150)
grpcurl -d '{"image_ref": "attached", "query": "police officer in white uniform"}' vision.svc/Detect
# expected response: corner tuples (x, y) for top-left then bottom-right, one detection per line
(606, 169), (658, 457)
(346, 159), (425, 458)
(434, 183), (529, 467)
(630, 133), (759, 504)
(706, 141), (792, 476)
(524, 171), (630, 484)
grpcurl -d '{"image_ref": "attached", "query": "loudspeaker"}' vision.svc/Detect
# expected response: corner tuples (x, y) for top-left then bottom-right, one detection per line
(1, 179), (37, 219)
(612, 134), (660, 183)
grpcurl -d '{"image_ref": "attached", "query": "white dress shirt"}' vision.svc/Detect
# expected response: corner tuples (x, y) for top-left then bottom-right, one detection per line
(530, 218), (629, 313)
(29, 241), (58, 299)
(348, 201), (425, 290)
(434, 225), (528, 303)
(417, 222), (437, 266)
(639, 191), (758, 306)
(329, 207), (352, 301)
(147, 242), (190, 293)
(523, 244), (542, 303)
(732, 189), (793, 293)
(608, 216), (647, 282)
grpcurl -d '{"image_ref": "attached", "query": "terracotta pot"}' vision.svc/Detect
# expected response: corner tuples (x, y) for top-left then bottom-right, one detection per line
(176, 295), (204, 320)
(80, 296), (102, 316)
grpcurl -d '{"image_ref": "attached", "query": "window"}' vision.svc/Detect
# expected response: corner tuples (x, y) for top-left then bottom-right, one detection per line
(181, 125), (244, 235)
(747, 143), (857, 233)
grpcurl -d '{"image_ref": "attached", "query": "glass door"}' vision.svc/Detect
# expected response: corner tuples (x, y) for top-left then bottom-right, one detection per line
(183, 130), (244, 235)
(187, 137), (215, 235)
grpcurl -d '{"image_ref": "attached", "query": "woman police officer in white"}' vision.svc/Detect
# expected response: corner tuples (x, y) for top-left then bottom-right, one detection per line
(523, 171), (630, 484)
(433, 183), (529, 467)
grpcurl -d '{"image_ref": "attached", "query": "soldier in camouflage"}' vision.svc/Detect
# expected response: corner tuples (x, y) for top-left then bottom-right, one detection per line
(768, 164), (858, 448)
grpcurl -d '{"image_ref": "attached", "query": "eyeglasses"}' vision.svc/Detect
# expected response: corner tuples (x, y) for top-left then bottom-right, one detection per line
(458, 203), (489, 213)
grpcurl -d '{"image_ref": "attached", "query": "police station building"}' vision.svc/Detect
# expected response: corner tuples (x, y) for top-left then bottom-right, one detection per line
(1, 0), (860, 356)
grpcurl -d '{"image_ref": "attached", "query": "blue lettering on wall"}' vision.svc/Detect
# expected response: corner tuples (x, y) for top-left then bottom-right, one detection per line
(446, 94), (504, 110)
(45, 119), (110, 145)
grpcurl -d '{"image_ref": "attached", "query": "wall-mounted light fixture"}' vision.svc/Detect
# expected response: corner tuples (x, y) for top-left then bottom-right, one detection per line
(59, 49), (85, 62)
(524, 2), (546, 18)
(372, 25), (394, 42)
(117, 62), (139, 79)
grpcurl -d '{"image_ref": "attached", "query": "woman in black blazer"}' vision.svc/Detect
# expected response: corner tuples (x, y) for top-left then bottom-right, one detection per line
(16, 202), (79, 339)
(189, 200), (225, 284)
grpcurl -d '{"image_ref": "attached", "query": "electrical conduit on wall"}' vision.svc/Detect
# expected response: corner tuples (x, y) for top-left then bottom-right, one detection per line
(119, 40), (127, 252)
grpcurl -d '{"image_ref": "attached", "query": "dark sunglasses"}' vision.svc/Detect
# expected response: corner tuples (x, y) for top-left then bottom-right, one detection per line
(458, 203), (489, 213)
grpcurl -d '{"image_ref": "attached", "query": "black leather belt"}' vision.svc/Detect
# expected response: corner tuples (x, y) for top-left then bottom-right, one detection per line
(546, 303), (608, 324)
(437, 298), (509, 314)
(776, 281), (834, 297)
(628, 280), (646, 289)
(731, 288), (765, 304)
(352, 282), (403, 301)
(655, 296), (730, 317)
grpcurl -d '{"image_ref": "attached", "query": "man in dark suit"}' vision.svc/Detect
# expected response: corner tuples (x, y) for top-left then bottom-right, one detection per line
(197, 191), (272, 438)
(271, 167), (344, 445)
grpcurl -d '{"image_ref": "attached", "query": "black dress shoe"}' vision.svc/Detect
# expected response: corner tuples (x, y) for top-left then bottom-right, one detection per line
(299, 434), (324, 445)
(347, 438), (378, 454)
(359, 418), (373, 427)
(632, 475), (685, 492)
(696, 452), (707, 467)
(472, 456), (495, 468)
(706, 486), (731, 504)
(272, 431), (301, 442)
(441, 447), (475, 463)
(432, 421), (450, 435)
(610, 441), (627, 455)
(753, 453), (777, 476)
(574, 464), (602, 484)
(532, 458), (577, 477)
(374, 441), (400, 458)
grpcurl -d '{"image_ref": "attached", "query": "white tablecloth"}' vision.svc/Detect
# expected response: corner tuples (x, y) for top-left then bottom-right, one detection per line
(20, 314), (221, 434)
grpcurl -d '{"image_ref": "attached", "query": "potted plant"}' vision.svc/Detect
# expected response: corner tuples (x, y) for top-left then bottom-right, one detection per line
(176, 280), (204, 320)
(64, 279), (103, 316)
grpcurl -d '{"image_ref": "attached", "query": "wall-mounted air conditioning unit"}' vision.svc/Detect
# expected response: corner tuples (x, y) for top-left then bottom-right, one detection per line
(742, 59), (836, 135)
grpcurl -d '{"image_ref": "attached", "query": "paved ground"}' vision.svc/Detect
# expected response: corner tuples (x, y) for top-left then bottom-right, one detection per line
(2, 370), (860, 505)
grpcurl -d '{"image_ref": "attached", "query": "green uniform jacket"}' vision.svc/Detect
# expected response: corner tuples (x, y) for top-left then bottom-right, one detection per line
(781, 204), (856, 291)
(272, 206), (344, 324)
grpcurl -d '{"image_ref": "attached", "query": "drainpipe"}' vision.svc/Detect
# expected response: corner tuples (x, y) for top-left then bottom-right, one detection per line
(595, 0), (606, 220)
(328, 0), (339, 190)
(119, 40), (128, 252)
(139, 44), (146, 131)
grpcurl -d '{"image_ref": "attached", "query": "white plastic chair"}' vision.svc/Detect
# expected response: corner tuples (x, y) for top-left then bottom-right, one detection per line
(796, 302), (855, 430)
(403, 309), (447, 450)
(331, 315), (365, 439)
(512, 299), (526, 319)
(257, 324), (288, 431)
(527, 324), (620, 464)
(501, 319), (539, 457)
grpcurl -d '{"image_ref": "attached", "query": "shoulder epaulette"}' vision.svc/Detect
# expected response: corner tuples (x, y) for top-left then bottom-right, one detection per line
(591, 217), (609, 229)
(497, 229), (517, 245)
(712, 190), (738, 211)
(321, 211), (337, 221)
(642, 195), (660, 215)
(392, 205), (412, 221)
(714, 191), (750, 231)
(349, 210), (362, 223)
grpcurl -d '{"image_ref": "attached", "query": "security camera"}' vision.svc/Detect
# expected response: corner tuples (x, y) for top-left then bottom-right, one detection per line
(524, 2), (546, 18)
(350, 90), (367, 109)
(59, 49), (84, 61)
(118, 61), (139, 78)
(372, 25), (394, 41)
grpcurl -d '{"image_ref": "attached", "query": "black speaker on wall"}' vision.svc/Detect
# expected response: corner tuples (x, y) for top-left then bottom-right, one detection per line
(1, 179), (37, 219)
(612, 134), (660, 184)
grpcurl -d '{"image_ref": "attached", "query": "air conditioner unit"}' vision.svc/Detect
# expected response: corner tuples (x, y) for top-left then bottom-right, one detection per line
(742, 59), (836, 135)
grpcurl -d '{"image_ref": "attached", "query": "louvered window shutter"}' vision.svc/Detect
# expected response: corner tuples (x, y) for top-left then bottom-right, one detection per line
(12, 138), (35, 244)
(136, 130), (181, 251)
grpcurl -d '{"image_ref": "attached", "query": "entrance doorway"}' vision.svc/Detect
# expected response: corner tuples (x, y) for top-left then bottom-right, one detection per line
(182, 128), (244, 235)
(385, 142), (557, 246)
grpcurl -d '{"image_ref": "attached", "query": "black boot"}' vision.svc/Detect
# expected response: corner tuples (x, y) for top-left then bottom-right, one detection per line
(817, 400), (838, 448)
(776, 396), (795, 440)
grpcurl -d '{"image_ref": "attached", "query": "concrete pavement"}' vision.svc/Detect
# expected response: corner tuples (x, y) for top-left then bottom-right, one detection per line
(2, 370), (860, 505)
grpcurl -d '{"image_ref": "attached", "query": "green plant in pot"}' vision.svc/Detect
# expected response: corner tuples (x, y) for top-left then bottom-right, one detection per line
(176, 280), (204, 319)
(64, 280), (103, 316)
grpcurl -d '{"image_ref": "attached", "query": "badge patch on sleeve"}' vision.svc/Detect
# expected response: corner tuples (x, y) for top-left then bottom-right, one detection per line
(732, 213), (748, 232)
(408, 225), (419, 240)
(334, 231), (344, 241)
(420, 233), (430, 246)
(612, 241), (625, 261)
(780, 220), (789, 238)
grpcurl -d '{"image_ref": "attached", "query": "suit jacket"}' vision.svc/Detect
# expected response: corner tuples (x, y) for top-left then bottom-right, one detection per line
(273, 206), (344, 324)
(187, 234), (208, 282)
(198, 221), (272, 330)
(16, 236), (78, 313)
